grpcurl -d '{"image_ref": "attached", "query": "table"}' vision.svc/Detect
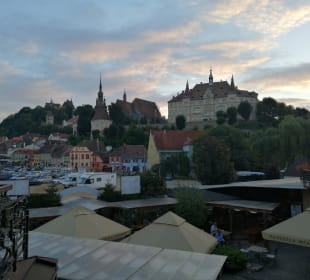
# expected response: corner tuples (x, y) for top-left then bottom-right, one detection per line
(247, 245), (268, 264)
(248, 245), (268, 254)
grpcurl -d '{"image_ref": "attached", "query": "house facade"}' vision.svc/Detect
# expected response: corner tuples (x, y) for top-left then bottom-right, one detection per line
(147, 130), (200, 169)
(168, 70), (258, 123)
(69, 146), (93, 171)
(109, 144), (146, 174)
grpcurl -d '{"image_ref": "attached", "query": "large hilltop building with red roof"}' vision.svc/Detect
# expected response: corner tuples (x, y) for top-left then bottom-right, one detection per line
(168, 70), (258, 123)
(114, 90), (162, 123)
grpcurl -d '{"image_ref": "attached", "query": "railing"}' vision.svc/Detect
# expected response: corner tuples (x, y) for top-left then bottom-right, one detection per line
(0, 195), (29, 279)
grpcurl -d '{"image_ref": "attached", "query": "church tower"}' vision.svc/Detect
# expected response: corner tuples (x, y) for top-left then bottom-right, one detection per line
(209, 69), (213, 85)
(91, 74), (111, 138)
(231, 74), (235, 88)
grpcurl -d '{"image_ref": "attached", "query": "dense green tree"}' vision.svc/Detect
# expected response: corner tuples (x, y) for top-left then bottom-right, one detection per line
(237, 101), (252, 121)
(249, 128), (281, 169)
(103, 123), (125, 147)
(161, 153), (191, 178)
(208, 125), (250, 170)
(193, 134), (234, 184)
(256, 97), (279, 125)
(75, 105), (94, 137)
(62, 99), (75, 120)
(174, 187), (207, 228)
(123, 126), (148, 145)
(216, 110), (227, 124)
(226, 107), (237, 125)
(108, 103), (126, 125)
(279, 115), (305, 164)
(140, 170), (166, 196)
(175, 115), (186, 130)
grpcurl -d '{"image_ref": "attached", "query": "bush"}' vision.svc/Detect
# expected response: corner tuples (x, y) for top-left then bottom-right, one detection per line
(98, 184), (122, 202)
(28, 189), (61, 208)
(213, 245), (247, 272)
(140, 170), (166, 196)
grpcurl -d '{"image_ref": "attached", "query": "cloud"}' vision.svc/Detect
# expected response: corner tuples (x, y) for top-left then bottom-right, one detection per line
(243, 62), (310, 93)
(209, 0), (310, 38)
(14, 41), (40, 54)
(199, 39), (275, 58)
(0, 60), (19, 78)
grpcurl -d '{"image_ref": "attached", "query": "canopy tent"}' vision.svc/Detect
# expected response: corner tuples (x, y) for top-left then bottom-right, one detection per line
(29, 231), (227, 280)
(34, 206), (131, 241)
(262, 208), (310, 248)
(122, 211), (218, 253)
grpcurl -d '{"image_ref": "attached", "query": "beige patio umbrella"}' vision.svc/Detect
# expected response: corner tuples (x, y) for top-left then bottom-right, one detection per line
(34, 206), (131, 241)
(122, 211), (218, 253)
(262, 208), (310, 248)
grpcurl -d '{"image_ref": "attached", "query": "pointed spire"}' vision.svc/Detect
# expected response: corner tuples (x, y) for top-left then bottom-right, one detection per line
(231, 74), (235, 88)
(185, 80), (189, 93)
(209, 68), (213, 85)
(123, 89), (127, 102)
(99, 73), (102, 92)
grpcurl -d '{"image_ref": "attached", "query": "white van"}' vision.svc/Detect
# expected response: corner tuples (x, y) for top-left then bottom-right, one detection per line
(77, 172), (117, 190)
(59, 172), (81, 188)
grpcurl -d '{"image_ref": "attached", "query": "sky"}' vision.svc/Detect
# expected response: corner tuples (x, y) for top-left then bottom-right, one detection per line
(1, 0), (310, 122)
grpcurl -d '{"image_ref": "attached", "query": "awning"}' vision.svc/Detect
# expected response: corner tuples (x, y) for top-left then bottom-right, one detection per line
(262, 208), (310, 248)
(207, 200), (279, 214)
(29, 231), (227, 280)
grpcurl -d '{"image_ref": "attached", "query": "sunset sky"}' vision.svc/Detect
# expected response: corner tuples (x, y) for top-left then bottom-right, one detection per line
(1, 0), (310, 121)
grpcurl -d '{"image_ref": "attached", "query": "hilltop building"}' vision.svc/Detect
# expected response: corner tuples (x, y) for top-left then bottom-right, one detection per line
(168, 70), (258, 123)
(114, 90), (162, 123)
(91, 75), (111, 137)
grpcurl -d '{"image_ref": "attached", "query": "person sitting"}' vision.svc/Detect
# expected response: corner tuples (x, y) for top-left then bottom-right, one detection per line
(215, 230), (225, 244)
(210, 222), (218, 236)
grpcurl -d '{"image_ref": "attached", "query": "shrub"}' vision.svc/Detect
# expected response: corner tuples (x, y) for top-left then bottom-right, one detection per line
(28, 189), (61, 208)
(213, 245), (247, 272)
(98, 184), (122, 202)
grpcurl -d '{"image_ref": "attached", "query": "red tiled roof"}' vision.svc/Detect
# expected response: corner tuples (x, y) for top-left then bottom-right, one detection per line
(110, 144), (146, 159)
(151, 130), (200, 151)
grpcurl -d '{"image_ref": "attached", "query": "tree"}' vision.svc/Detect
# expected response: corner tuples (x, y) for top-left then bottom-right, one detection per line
(108, 103), (126, 125)
(174, 187), (207, 228)
(175, 115), (186, 130)
(216, 110), (227, 125)
(75, 105), (94, 137)
(237, 101), (252, 121)
(256, 97), (279, 125)
(226, 107), (237, 125)
(193, 134), (234, 184)
(208, 125), (250, 170)
(140, 170), (166, 196)
(160, 153), (190, 178)
(123, 125), (148, 145)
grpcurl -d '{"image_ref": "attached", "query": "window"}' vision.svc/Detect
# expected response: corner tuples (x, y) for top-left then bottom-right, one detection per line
(96, 178), (102, 182)
(86, 154), (89, 159)
(81, 154), (84, 160)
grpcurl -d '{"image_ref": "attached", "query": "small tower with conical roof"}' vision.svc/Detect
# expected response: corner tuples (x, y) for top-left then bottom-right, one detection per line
(209, 69), (213, 85)
(185, 80), (190, 93)
(231, 74), (235, 88)
(123, 89), (127, 102)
